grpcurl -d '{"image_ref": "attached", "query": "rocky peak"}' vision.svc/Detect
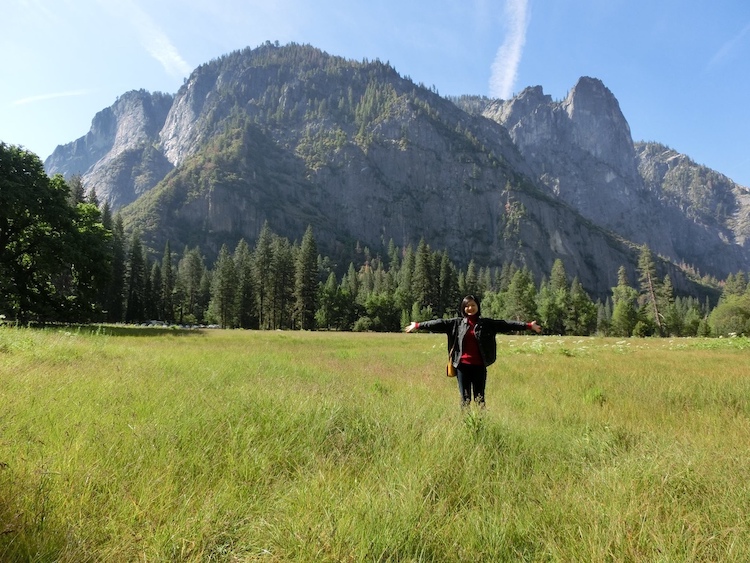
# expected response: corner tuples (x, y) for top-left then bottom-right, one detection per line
(562, 77), (638, 179)
(45, 90), (174, 208)
(46, 90), (172, 177)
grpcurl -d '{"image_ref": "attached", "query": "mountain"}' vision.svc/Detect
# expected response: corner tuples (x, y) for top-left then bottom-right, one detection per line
(468, 79), (750, 281)
(44, 42), (750, 299)
(45, 90), (174, 209)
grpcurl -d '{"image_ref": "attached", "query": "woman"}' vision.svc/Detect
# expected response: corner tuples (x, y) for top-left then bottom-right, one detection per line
(405, 295), (542, 407)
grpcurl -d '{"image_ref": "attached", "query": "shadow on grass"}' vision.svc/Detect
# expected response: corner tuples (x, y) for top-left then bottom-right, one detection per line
(71, 324), (207, 338)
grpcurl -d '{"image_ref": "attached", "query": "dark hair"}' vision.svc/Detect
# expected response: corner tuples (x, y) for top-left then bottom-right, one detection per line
(460, 295), (481, 317)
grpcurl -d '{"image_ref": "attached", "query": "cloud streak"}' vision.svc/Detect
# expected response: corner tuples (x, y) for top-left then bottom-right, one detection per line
(489, 0), (530, 99)
(708, 21), (750, 68)
(103, 0), (192, 79)
(12, 90), (92, 107)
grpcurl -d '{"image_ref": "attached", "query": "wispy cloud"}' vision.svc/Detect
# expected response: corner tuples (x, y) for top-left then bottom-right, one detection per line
(12, 89), (92, 107)
(708, 21), (750, 68)
(103, 0), (192, 78)
(489, 0), (530, 99)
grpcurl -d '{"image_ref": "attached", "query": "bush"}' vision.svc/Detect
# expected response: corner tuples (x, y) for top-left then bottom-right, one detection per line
(709, 294), (750, 336)
(352, 316), (373, 332)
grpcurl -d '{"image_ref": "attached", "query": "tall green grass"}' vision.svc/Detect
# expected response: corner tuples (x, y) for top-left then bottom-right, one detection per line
(1, 327), (749, 561)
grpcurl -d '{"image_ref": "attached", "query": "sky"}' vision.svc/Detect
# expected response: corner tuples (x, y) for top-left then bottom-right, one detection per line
(2, 0), (749, 187)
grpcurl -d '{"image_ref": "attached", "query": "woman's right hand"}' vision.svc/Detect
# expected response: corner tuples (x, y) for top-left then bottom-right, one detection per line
(404, 322), (418, 333)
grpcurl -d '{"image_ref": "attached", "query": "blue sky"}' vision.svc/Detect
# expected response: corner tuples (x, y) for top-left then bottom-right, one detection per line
(2, 0), (749, 187)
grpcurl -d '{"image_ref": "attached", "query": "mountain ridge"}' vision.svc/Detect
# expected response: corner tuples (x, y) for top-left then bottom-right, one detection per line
(44, 42), (749, 299)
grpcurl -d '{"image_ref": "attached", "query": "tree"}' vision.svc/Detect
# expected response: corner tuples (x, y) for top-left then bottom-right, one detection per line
(317, 272), (350, 330)
(106, 214), (127, 322)
(610, 266), (638, 337)
(148, 261), (162, 320)
(566, 277), (597, 335)
(208, 244), (238, 328)
(253, 222), (274, 329)
(234, 239), (257, 329)
(596, 298), (612, 336)
(658, 274), (680, 336)
(437, 250), (459, 317)
(722, 272), (747, 298)
(637, 245), (662, 333)
(68, 173), (86, 205)
(269, 236), (295, 329)
(462, 260), (479, 297)
(504, 267), (537, 320)
(161, 241), (175, 323)
(177, 246), (207, 324)
(294, 226), (319, 329)
(124, 232), (147, 323)
(412, 238), (437, 313)
(57, 200), (112, 322)
(536, 259), (570, 335)
(395, 245), (415, 321)
(0, 146), (71, 321)
(362, 292), (400, 332)
(708, 293), (750, 336)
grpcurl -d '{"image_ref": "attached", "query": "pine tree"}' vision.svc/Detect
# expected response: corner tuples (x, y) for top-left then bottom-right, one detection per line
(253, 222), (274, 329)
(234, 239), (257, 329)
(566, 277), (597, 335)
(68, 174), (86, 205)
(596, 298), (612, 336)
(317, 272), (342, 329)
(294, 226), (319, 329)
(659, 274), (680, 336)
(611, 266), (639, 337)
(177, 246), (206, 324)
(161, 241), (175, 323)
(722, 271), (747, 298)
(637, 245), (662, 333)
(504, 267), (537, 320)
(148, 261), (162, 320)
(208, 244), (238, 328)
(412, 239), (436, 313)
(342, 262), (360, 304)
(269, 236), (295, 329)
(438, 250), (459, 317)
(395, 245), (415, 318)
(535, 259), (570, 334)
(124, 232), (147, 323)
(462, 260), (479, 297)
(107, 214), (126, 322)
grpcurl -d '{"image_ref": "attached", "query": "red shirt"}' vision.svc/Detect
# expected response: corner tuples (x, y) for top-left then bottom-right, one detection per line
(460, 315), (484, 365)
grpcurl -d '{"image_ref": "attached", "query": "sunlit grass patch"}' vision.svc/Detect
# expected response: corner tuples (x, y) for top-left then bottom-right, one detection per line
(1, 328), (749, 560)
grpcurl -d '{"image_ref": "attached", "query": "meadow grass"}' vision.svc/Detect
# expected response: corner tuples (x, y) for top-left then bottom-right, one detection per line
(1, 327), (749, 561)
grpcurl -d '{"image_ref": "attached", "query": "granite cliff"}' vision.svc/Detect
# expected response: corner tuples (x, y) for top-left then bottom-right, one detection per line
(44, 43), (750, 298)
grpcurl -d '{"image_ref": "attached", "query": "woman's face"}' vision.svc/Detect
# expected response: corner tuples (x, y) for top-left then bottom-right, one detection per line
(463, 299), (478, 316)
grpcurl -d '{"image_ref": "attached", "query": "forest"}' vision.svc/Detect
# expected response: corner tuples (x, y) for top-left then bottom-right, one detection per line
(3, 142), (750, 336)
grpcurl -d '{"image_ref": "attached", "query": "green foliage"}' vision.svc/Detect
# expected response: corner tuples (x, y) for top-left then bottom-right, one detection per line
(1, 145), (104, 322)
(611, 266), (639, 336)
(4, 142), (747, 335)
(294, 226), (319, 329)
(709, 293), (750, 336)
(207, 244), (238, 328)
(502, 267), (538, 321)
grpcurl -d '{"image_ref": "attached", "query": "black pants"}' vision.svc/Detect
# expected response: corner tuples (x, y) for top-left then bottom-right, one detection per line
(456, 363), (487, 407)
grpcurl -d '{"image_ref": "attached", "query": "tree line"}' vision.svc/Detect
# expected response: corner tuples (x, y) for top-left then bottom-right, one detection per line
(3, 142), (749, 336)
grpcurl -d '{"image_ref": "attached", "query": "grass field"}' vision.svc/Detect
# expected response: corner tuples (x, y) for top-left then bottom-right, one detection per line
(1, 326), (749, 561)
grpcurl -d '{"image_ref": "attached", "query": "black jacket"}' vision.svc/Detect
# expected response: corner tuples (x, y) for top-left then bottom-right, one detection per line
(417, 317), (529, 367)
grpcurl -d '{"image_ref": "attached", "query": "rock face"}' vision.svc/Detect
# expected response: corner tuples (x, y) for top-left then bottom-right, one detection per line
(44, 44), (750, 298)
(45, 90), (174, 208)
(480, 77), (750, 279)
